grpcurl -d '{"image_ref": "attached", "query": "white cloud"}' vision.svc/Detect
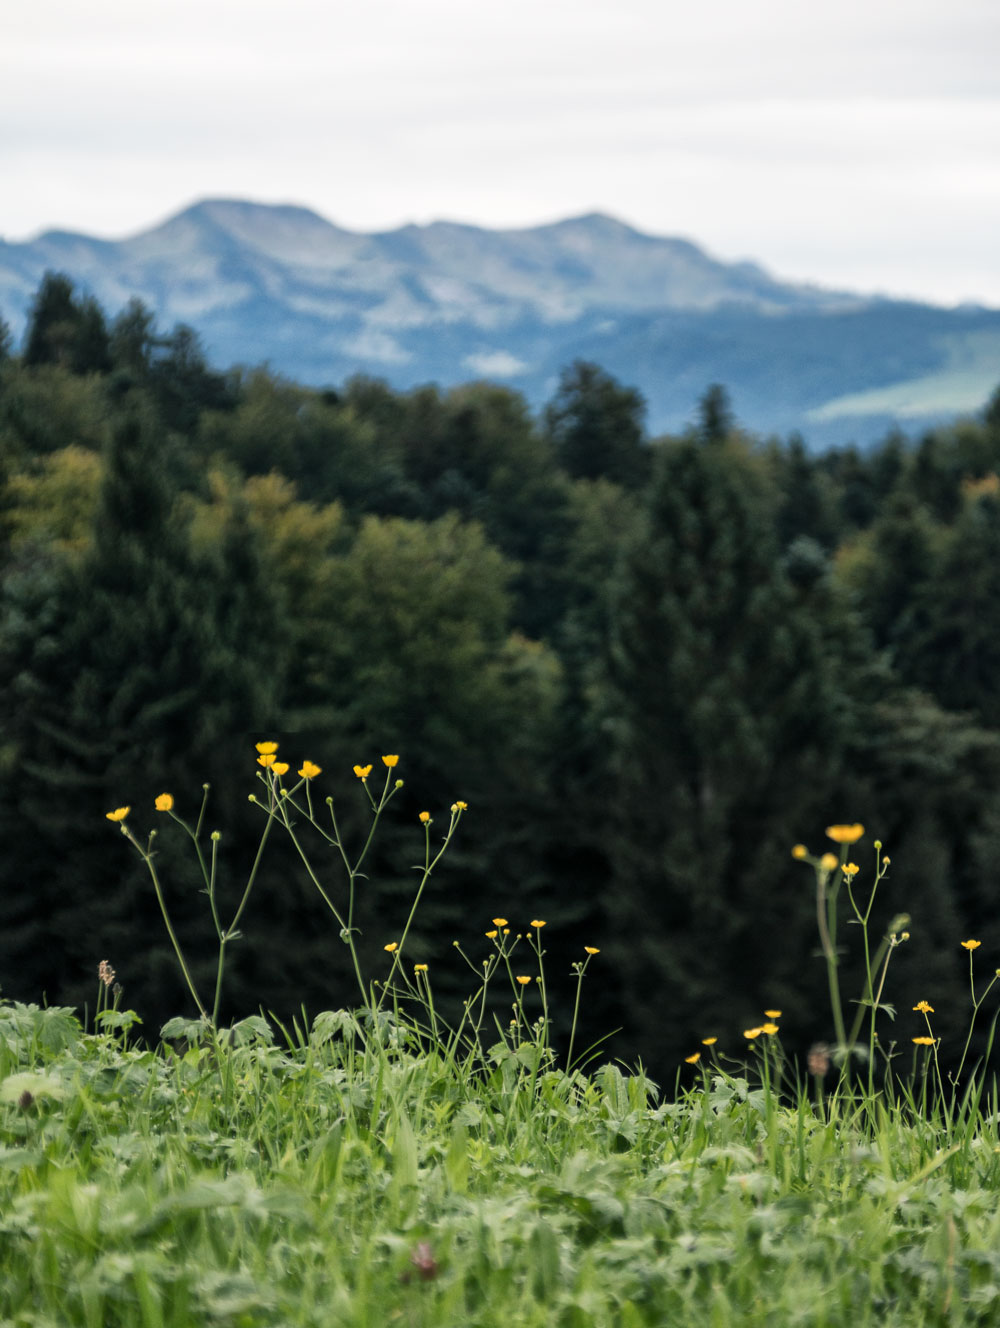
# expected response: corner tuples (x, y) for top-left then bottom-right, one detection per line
(1, 0), (999, 304)
(462, 351), (530, 378)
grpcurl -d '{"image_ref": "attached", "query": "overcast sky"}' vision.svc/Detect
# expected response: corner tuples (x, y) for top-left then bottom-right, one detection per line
(3, 0), (999, 305)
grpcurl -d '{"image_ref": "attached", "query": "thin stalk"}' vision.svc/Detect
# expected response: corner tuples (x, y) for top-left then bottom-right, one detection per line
(376, 813), (460, 1012)
(139, 845), (207, 1021)
(816, 867), (847, 1055)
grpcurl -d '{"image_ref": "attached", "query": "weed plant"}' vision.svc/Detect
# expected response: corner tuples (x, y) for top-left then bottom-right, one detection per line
(2, 752), (1000, 1325)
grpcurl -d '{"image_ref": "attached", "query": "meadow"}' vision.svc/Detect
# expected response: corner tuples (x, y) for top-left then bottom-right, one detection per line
(3, 750), (1000, 1327)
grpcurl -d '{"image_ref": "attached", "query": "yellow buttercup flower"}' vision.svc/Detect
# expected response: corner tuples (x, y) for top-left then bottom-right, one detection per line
(485, 930), (498, 939)
(353, 764), (373, 779)
(791, 844), (808, 859)
(105, 806), (130, 822)
(450, 801), (469, 813)
(913, 1000), (934, 1013)
(257, 754), (276, 768)
(419, 811), (431, 824)
(825, 823), (865, 844)
(912, 1036), (936, 1046)
(530, 920), (547, 928)
(962, 939), (982, 951)
(271, 762), (289, 776)
(299, 761), (322, 779)
(701, 1037), (718, 1046)
(154, 793), (174, 812)
(743, 1027), (763, 1040)
(842, 863), (860, 878)
(515, 976), (531, 986)
(381, 754), (399, 768)
(255, 741), (279, 755)
(762, 1023), (780, 1035)
(819, 853), (839, 872)
(492, 917), (508, 927)
(764, 1009), (782, 1019)
(414, 963), (428, 973)
(384, 942), (398, 953)
(584, 946), (600, 955)
(684, 1052), (701, 1064)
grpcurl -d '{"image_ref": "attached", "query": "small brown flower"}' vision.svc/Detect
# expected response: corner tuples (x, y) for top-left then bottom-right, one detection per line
(807, 1042), (831, 1076)
(409, 1242), (438, 1281)
(98, 959), (116, 988)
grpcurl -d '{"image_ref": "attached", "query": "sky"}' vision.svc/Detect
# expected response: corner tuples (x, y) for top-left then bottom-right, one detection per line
(2, 0), (999, 306)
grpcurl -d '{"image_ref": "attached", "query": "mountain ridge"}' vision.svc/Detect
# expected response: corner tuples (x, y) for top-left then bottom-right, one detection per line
(1, 199), (997, 447)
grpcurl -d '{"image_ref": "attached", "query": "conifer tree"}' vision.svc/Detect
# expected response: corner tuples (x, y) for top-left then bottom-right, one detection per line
(596, 435), (875, 1062)
(22, 273), (111, 374)
(544, 361), (649, 489)
(903, 484), (1000, 726)
(0, 406), (287, 1015)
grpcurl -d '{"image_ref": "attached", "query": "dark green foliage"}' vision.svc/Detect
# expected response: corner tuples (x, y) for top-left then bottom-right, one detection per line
(696, 382), (734, 443)
(109, 297), (157, 379)
(902, 489), (1000, 726)
(544, 361), (649, 489)
(595, 436), (880, 1062)
(772, 434), (839, 550)
(201, 371), (416, 514)
(0, 406), (287, 1016)
(4, 272), (1000, 1078)
(22, 272), (111, 375)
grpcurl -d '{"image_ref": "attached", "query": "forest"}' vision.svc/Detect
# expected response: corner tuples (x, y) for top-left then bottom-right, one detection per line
(3, 271), (1000, 1079)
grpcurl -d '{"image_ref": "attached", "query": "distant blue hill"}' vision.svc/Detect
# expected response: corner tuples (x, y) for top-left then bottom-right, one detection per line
(1, 198), (997, 448)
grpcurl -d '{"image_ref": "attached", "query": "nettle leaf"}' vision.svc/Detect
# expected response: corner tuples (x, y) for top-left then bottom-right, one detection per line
(160, 1016), (210, 1042)
(227, 1015), (274, 1046)
(95, 1009), (143, 1032)
(311, 1010), (361, 1045)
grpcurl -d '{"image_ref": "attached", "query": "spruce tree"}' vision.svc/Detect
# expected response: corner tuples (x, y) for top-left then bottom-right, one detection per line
(596, 435), (875, 1065)
(0, 406), (287, 1017)
(544, 361), (649, 489)
(903, 485), (1000, 726)
(22, 273), (111, 374)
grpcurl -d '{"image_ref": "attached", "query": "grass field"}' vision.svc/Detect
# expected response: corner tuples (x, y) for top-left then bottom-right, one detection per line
(2, 997), (1000, 1328)
(4, 758), (997, 1325)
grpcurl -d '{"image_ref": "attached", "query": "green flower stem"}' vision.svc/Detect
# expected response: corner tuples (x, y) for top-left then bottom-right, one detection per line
(194, 783), (210, 840)
(953, 956), (1000, 1087)
(418, 969), (439, 1043)
(376, 815), (459, 1014)
(533, 932), (550, 1054)
(272, 798), (367, 1008)
(816, 867), (848, 1056)
(134, 835), (208, 1021)
(566, 955), (594, 1072)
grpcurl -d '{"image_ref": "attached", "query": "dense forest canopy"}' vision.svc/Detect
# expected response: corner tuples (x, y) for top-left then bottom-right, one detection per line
(3, 273), (1000, 1076)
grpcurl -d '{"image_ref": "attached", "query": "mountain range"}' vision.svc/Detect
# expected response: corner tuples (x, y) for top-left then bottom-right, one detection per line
(1, 199), (998, 448)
